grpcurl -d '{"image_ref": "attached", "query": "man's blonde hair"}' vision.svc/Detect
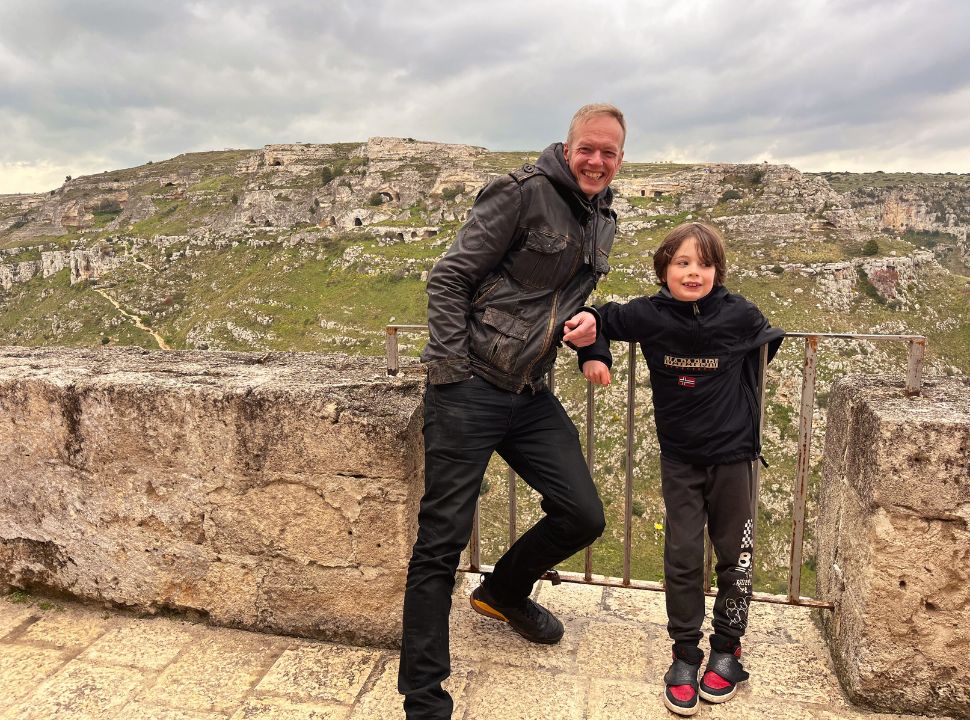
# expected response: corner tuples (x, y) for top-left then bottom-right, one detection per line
(567, 103), (626, 149)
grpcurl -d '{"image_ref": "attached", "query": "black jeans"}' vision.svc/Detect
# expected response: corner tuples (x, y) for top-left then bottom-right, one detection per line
(661, 456), (755, 648)
(398, 375), (605, 719)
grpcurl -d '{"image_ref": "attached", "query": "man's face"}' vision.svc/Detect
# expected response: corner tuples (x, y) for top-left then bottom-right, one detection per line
(563, 115), (625, 198)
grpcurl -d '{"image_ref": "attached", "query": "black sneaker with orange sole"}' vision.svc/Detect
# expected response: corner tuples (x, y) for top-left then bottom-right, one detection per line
(469, 580), (564, 645)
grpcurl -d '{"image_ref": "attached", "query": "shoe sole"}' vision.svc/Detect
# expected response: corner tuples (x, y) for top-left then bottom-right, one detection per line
(468, 595), (563, 645)
(662, 691), (699, 716)
(699, 685), (737, 703)
(469, 595), (509, 622)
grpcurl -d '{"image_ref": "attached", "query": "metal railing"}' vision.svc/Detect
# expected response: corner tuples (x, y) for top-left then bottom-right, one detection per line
(386, 324), (926, 609)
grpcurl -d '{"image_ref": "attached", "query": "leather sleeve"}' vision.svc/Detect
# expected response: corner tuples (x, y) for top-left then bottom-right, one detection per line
(421, 176), (523, 384)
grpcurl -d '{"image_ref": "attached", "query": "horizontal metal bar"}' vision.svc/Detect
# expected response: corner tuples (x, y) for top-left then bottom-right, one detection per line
(458, 565), (833, 610)
(786, 332), (925, 341)
(389, 324), (927, 342)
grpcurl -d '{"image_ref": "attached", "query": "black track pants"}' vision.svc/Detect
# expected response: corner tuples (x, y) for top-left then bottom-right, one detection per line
(661, 455), (755, 647)
(398, 376), (606, 719)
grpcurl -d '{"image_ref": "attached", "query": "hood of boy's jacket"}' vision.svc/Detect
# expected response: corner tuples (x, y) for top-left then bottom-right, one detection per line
(534, 143), (615, 209)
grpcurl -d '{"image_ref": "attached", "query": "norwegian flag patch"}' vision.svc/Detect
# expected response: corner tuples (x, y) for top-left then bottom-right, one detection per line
(678, 376), (696, 388)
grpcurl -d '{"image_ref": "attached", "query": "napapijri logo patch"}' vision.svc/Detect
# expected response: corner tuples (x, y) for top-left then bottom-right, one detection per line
(664, 355), (718, 370)
(677, 376), (696, 388)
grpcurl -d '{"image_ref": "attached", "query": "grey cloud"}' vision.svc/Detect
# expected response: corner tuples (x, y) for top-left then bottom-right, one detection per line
(2, 0), (970, 191)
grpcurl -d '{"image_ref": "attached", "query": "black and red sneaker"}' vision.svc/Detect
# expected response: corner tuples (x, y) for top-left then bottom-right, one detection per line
(699, 645), (749, 703)
(662, 654), (701, 716)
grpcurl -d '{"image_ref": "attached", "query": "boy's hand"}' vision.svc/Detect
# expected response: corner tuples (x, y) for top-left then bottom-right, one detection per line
(563, 311), (597, 348)
(582, 360), (611, 386)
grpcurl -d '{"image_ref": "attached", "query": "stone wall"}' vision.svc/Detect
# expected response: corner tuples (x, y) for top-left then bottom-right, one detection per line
(816, 375), (970, 719)
(0, 347), (424, 648)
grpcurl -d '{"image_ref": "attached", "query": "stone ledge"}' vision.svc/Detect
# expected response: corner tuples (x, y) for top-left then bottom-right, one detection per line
(0, 346), (425, 647)
(817, 374), (970, 719)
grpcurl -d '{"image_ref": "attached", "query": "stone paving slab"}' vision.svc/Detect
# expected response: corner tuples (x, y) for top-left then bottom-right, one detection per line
(16, 606), (110, 649)
(0, 585), (957, 720)
(77, 618), (195, 670)
(0, 644), (71, 708)
(253, 642), (381, 704)
(140, 631), (288, 714)
(4, 660), (148, 720)
(0, 603), (34, 640)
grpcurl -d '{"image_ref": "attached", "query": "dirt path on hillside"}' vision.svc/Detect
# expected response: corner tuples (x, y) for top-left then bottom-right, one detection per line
(94, 288), (171, 350)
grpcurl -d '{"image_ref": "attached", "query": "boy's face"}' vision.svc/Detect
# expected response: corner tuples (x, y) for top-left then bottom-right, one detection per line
(661, 237), (716, 302)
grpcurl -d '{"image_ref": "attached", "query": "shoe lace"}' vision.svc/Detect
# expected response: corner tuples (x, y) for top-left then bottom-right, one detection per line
(516, 597), (544, 625)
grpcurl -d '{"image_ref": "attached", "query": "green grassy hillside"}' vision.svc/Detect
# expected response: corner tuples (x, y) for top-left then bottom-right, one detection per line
(2, 143), (968, 595)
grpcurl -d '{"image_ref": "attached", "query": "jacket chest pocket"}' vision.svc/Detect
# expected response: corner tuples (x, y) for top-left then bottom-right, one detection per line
(508, 230), (579, 289)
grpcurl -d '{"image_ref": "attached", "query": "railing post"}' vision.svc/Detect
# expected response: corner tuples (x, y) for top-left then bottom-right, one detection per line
(385, 326), (399, 376)
(906, 337), (925, 396)
(624, 342), (636, 586)
(470, 498), (481, 572)
(585, 381), (595, 581)
(789, 335), (817, 602)
(507, 466), (517, 549)
(704, 534), (713, 593)
(751, 343), (769, 589)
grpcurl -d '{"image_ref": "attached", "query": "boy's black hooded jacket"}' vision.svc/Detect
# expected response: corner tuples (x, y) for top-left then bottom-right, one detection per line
(578, 285), (784, 465)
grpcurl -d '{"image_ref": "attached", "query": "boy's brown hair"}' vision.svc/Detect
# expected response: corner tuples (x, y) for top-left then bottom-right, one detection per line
(653, 221), (727, 286)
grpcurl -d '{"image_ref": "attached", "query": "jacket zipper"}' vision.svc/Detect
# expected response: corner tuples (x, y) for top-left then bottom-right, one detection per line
(473, 276), (502, 306)
(520, 226), (587, 391)
(691, 301), (700, 353)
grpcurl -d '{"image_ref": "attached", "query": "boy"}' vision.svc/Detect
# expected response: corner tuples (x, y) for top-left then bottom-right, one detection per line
(577, 221), (784, 716)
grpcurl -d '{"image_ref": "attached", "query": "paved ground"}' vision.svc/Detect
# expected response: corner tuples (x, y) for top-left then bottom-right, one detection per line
(0, 577), (950, 720)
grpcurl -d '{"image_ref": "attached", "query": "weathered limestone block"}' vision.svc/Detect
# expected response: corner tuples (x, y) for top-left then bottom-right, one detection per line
(0, 260), (41, 290)
(0, 347), (424, 647)
(817, 375), (970, 719)
(41, 250), (70, 277)
(69, 249), (124, 284)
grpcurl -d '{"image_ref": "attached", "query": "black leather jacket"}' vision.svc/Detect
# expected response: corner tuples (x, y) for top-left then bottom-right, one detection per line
(421, 143), (617, 392)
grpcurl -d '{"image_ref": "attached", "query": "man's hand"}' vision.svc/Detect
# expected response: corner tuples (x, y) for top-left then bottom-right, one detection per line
(563, 311), (597, 348)
(582, 360), (611, 386)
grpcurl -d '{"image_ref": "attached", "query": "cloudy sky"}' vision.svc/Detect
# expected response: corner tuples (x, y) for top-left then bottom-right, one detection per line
(2, 0), (969, 193)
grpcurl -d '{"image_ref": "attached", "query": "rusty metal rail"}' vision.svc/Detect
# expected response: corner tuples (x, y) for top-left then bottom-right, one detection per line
(385, 324), (926, 609)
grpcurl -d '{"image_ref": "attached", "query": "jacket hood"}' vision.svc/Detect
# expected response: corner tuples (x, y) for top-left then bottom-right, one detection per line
(534, 143), (614, 208)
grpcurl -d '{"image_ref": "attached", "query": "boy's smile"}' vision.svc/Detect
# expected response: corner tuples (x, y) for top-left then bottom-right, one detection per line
(662, 237), (716, 302)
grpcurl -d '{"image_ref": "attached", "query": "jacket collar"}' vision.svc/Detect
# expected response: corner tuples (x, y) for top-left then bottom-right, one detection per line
(657, 284), (728, 313)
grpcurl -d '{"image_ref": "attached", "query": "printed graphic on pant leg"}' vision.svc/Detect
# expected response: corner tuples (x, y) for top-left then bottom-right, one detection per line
(711, 515), (753, 636)
(733, 518), (754, 604)
(729, 518), (753, 630)
(724, 597), (749, 630)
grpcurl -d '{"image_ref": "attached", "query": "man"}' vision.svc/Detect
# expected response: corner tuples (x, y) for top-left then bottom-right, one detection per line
(399, 104), (626, 719)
